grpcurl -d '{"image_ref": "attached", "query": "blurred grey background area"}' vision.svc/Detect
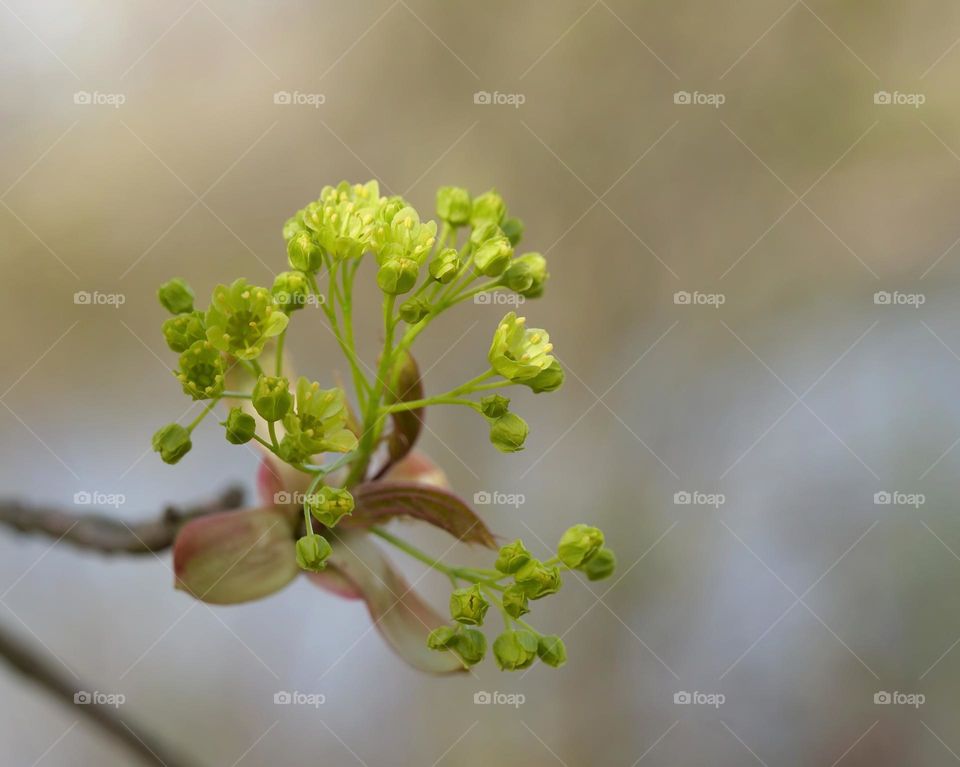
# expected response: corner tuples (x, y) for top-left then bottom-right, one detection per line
(4, 0), (960, 764)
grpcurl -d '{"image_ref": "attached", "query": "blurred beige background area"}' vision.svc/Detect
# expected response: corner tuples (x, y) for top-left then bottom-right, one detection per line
(5, 1), (960, 764)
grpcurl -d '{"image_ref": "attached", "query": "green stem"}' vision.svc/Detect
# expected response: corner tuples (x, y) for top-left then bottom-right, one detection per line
(187, 398), (221, 432)
(274, 331), (286, 377)
(370, 527), (508, 588)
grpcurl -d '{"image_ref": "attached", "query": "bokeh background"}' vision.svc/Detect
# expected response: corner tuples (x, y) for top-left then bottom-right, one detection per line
(4, 1), (960, 764)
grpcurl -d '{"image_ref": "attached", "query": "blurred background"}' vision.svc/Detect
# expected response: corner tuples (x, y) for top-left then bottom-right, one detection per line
(3, 0), (960, 764)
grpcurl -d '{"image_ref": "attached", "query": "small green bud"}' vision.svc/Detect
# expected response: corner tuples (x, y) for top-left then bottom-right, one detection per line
(306, 487), (355, 528)
(525, 359), (564, 394)
(503, 253), (548, 297)
(495, 539), (531, 574)
(436, 186), (472, 227)
(537, 635), (567, 668)
(162, 311), (206, 353)
(152, 423), (192, 465)
(427, 625), (458, 650)
(429, 247), (460, 283)
(557, 524), (604, 568)
(469, 220), (500, 246)
(502, 585), (530, 619)
(252, 376), (292, 422)
(449, 584), (489, 626)
(377, 256), (419, 294)
(223, 407), (256, 444)
(176, 341), (225, 400)
(272, 270), (311, 312)
(480, 394), (510, 419)
(492, 629), (539, 671)
(501, 216), (524, 246)
(295, 534), (332, 572)
(399, 296), (430, 324)
(452, 628), (486, 666)
(515, 559), (562, 600)
(490, 412), (528, 453)
(473, 235), (513, 277)
(471, 189), (506, 227)
(157, 278), (194, 314)
(582, 547), (616, 581)
(287, 231), (323, 272)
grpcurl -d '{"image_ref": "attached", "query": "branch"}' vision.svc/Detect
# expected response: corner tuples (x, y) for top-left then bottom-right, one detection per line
(0, 486), (245, 554)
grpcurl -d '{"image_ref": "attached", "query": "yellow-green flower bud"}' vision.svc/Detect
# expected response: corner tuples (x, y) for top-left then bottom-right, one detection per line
(377, 256), (419, 294)
(399, 296), (430, 324)
(162, 312), (206, 353)
(427, 625), (458, 650)
(157, 278), (194, 315)
(287, 230), (323, 272)
(176, 341), (225, 401)
(223, 407), (256, 445)
(515, 559), (562, 600)
(436, 186), (471, 227)
(480, 394), (510, 419)
(537, 635), (567, 668)
(452, 628), (486, 666)
(474, 235), (513, 277)
(495, 539), (531, 574)
(471, 189), (506, 227)
(272, 270), (311, 312)
(525, 359), (564, 394)
(582, 547), (616, 581)
(449, 584), (489, 626)
(306, 487), (354, 528)
(469, 221), (500, 246)
(501, 216), (524, 246)
(152, 423), (192, 465)
(503, 253), (548, 298)
(490, 412), (528, 453)
(502, 585), (530, 619)
(282, 214), (304, 241)
(252, 375), (292, 422)
(557, 524), (604, 568)
(492, 629), (539, 671)
(296, 534), (332, 572)
(488, 313), (556, 383)
(429, 247), (460, 283)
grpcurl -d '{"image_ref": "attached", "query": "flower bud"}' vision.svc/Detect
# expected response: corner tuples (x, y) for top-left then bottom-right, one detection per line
(471, 189), (506, 227)
(495, 539), (531, 574)
(429, 247), (460, 283)
(272, 270), (311, 312)
(557, 524), (604, 568)
(295, 533), (332, 572)
(152, 423), (192, 465)
(427, 625), (458, 650)
(306, 487), (355, 528)
(502, 253), (548, 297)
(582, 547), (616, 581)
(452, 628), (486, 666)
(502, 585), (530, 619)
(287, 230), (323, 272)
(252, 375), (292, 422)
(473, 235), (513, 277)
(488, 313), (556, 384)
(501, 216), (524, 246)
(525, 359), (564, 394)
(162, 311), (206, 353)
(490, 412), (528, 453)
(449, 584), (489, 626)
(157, 278), (194, 315)
(492, 629), (539, 671)
(399, 296), (430, 324)
(176, 341), (225, 400)
(223, 407), (256, 445)
(469, 221), (500, 246)
(436, 186), (471, 227)
(537, 635), (567, 668)
(514, 559), (562, 600)
(377, 256), (419, 294)
(480, 394), (510, 419)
